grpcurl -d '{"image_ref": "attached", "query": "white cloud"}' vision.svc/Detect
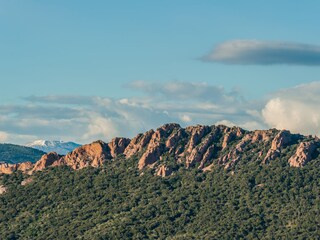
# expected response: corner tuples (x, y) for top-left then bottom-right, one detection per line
(262, 82), (320, 136)
(180, 114), (192, 123)
(127, 80), (241, 103)
(1, 81), (263, 145)
(7, 80), (319, 145)
(2, 80), (315, 145)
(203, 40), (320, 65)
(82, 114), (121, 141)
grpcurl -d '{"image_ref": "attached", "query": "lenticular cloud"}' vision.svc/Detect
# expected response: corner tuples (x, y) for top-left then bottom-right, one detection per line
(203, 40), (320, 65)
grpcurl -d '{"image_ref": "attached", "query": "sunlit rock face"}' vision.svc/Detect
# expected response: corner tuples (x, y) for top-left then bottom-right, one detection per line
(1, 124), (319, 176)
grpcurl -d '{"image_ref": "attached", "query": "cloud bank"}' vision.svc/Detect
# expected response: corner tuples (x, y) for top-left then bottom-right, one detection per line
(2, 80), (320, 145)
(203, 40), (320, 65)
(262, 82), (320, 136)
(0, 81), (263, 145)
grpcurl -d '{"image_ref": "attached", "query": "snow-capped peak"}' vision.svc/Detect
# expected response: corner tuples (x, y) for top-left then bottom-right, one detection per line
(26, 140), (81, 155)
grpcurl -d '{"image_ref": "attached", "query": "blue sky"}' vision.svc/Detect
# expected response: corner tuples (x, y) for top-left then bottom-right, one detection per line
(1, 1), (320, 144)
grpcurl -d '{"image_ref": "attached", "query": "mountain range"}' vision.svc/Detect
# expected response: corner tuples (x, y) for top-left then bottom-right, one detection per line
(26, 140), (81, 155)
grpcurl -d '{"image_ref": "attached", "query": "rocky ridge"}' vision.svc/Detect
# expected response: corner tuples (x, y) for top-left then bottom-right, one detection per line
(0, 124), (319, 176)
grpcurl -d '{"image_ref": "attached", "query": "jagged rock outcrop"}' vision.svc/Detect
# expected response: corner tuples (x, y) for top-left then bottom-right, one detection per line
(133, 125), (319, 171)
(0, 185), (7, 195)
(222, 126), (244, 149)
(0, 163), (18, 174)
(271, 130), (292, 149)
(263, 130), (293, 163)
(108, 137), (131, 158)
(155, 165), (172, 177)
(18, 162), (33, 172)
(1, 124), (319, 176)
(138, 146), (162, 170)
(202, 163), (214, 172)
(186, 130), (216, 168)
(32, 152), (60, 172)
(251, 130), (275, 143)
(21, 177), (33, 186)
(166, 128), (185, 154)
(219, 129), (296, 169)
(138, 124), (180, 170)
(60, 140), (111, 170)
(218, 138), (247, 167)
(288, 141), (318, 167)
(124, 130), (154, 158)
(185, 125), (211, 154)
(199, 146), (215, 169)
(0, 162), (33, 174)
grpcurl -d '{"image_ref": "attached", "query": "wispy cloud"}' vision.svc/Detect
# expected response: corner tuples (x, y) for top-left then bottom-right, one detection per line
(3, 80), (320, 144)
(23, 95), (98, 106)
(127, 80), (241, 103)
(203, 40), (320, 65)
(0, 81), (264, 144)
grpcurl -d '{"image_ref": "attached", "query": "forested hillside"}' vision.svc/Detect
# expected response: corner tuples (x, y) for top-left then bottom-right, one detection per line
(0, 144), (45, 164)
(0, 155), (319, 239)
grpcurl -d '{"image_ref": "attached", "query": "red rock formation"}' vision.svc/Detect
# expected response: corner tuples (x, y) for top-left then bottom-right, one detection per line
(166, 128), (185, 153)
(0, 185), (7, 195)
(271, 130), (292, 149)
(0, 163), (17, 174)
(185, 125), (211, 153)
(263, 130), (292, 163)
(199, 146), (215, 169)
(124, 130), (154, 158)
(202, 163), (214, 172)
(138, 124), (181, 170)
(1, 124), (318, 177)
(138, 146), (162, 170)
(288, 141), (318, 167)
(160, 123), (181, 133)
(0, 162), (33, 174)
(108, 137), (131, 158)
(155, 165), (172, 177)
(186, 132), (216, 168)
(251, 130), (274, 143)
(138, 130), (164, 170)
(21, 177), (33, 186)
(224, 158), (240, 170)
(222, 126), (244, 149)
(219, 139), (247, 166)
(60, 140), (111, 170)
(18, 162), (33, 172)
(32, 152), (60, 171)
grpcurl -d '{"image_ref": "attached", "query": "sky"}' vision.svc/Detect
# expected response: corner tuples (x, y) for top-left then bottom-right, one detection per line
(1, 1), (320, 144)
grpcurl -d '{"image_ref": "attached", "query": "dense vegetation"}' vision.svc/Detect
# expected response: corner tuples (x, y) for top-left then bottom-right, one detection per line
(0, 155), (319, 239)
(0, 144), (45, 164)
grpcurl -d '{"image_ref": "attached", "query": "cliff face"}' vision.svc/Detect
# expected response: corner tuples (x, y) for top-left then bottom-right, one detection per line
(288, 141), (318, 167)
(32, 152), (61, 172)
(0, 162), (33, 174)
(1, 124), (319, 176)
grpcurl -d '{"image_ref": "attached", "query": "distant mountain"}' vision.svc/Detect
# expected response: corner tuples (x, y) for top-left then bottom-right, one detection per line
(26, 140), (81, 155)
(0, 144), (45, 164)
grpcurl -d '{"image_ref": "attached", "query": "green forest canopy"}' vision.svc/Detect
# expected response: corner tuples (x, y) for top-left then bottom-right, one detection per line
(0, 155), (319, 239)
